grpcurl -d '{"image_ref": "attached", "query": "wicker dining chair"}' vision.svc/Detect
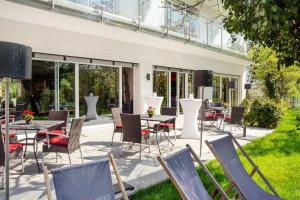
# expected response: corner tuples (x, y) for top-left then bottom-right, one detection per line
(36, 110), (69, 141)
(154, 107), (177, 141)
(111, 107), (123, 145)
(120, 114), (151, 159)
(0, 130), (24, 188)
(42, 116), (85, 166)
(223, 106), (245, 132)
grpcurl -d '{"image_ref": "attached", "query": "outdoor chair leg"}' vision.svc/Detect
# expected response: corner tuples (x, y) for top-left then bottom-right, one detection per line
(111, 131), (115, 146)
(42, 152), (45, 168)
(1, 166), (4, 190)
(21, 151), (24, 173)
(79, 147), (83, 164)
(56, 153), (58, 163)
(167, 131), (169, 145)
(139, 143), (142, 159)
(68, 153), (72, 165)
(174, 129), (176, 141)
(120, 140), (124, 157)
(148, 139), (150, 153)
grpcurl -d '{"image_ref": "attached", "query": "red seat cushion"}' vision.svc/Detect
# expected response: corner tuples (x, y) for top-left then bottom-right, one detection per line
(158, 123), (174, 127)
(141, 129), (151, 136)
(44, 136), (69, 146)
(9, 143), (23, 153)
(206, 114), (216, 119)
(224, 116), (231, 122)
(50, 130), (64, 134)
(116, 125), (122, 129)
(37, 130), (64, 137)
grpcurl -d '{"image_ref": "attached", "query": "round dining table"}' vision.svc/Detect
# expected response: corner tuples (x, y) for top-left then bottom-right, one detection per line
(179, 99), (202, 139)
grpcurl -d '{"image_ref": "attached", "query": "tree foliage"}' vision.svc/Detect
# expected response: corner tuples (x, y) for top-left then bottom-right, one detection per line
(222, 0), (300, 66)
(248, 46), (300, 101)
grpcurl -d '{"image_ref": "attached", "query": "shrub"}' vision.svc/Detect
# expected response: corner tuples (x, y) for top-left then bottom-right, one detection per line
(243, 99), (285, 128)
(296, 114), (300, 122)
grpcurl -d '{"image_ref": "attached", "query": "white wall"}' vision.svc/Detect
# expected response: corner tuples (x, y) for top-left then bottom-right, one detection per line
(0, 1), (250, 113)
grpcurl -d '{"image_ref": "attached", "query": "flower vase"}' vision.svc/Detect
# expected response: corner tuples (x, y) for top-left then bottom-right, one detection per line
(25, 120), (32, 124)
(148, 113), (153, 118)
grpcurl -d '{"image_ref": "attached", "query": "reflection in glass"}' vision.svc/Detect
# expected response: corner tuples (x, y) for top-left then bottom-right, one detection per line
(79, 65), (119, 116)
(208, 22), (222, 48)
(153, 71), (169, 107)
(212, 76), (220, 102)
(59, 63), (75, 117)
(26, 60), (55, 115)
(230, 78), (238, 106)
(168, 4), (188, 35)
(221, 77), (229, 103)
(142, 0), (165, 28)
(188, 73), (193, 97)
(179, 73), (185, 113)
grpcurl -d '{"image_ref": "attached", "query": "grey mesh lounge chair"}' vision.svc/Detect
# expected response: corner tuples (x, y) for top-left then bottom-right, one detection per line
(157, 144), (230, 200)
(43, 154), (129, 200)
(205, 133), (281, 200)
(42, 117), (85, 166)
(111, 107), (123, 145)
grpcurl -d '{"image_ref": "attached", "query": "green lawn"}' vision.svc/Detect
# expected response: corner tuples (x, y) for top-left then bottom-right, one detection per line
(131, 108), (300, 200)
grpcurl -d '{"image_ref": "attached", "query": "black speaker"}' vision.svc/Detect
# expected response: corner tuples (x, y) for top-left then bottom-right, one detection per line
(228, 80), (237, 89)
(194, 70), (213, 87)
(244, 83), (251, 89)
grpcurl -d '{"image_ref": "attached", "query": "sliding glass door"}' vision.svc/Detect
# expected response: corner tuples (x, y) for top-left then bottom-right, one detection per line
(153, 70), (169, 108)
(79, 64), (119, 116)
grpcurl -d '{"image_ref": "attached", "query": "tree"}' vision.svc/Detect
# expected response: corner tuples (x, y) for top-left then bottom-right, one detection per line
(248, 46), (300, 102)
(171, 0), (300, 66)
(223, 0), (300, 66)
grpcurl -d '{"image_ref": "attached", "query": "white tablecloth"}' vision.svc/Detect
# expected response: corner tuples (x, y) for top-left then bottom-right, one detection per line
(145, 96), (164, 115)
(84, 96), (99, 120)
(180, 99), (202, 139)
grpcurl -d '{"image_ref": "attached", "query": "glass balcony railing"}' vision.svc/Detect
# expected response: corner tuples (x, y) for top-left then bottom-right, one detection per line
(17, 0), (248, 56)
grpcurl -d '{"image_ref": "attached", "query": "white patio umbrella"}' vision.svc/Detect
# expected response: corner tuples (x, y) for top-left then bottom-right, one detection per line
(0, 41), (32, 200)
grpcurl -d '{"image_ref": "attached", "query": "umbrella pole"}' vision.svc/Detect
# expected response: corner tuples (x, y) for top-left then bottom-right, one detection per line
(4, 78), (10, 200)
(200, 86), (204, 157)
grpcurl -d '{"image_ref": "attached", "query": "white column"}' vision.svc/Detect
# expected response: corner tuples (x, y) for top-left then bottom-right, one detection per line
(176, 72), (179, 114)
(185, 73), (188, 98)
(118, 66), (122, 110)
(168, 71), (171, 107)
(75, 63), (79, 118)
(54, 62), (59, 110)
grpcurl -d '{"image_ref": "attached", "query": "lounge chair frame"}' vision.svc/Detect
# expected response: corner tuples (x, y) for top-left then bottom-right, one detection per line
(205, 133), (280, 199)
(157, 144), (230, 200)
(43, 154), (129, 200)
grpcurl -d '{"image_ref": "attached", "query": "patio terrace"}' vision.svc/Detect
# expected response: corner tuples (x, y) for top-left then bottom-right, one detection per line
(0, 116), (273, 200)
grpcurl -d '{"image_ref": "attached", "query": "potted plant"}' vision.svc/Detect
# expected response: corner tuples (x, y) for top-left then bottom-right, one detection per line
(147, 106), (155, 117)
(23, 109), (34, 124)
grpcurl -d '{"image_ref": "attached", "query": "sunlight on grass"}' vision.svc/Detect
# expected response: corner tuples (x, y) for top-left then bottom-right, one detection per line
(131, 108), (300, 200)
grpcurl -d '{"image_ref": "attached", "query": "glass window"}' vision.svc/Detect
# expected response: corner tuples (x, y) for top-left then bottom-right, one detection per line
(212, 76), (220, 102)
(168, 4), (187, 35)
(179, 73), (185, 113)
(208, 21), (222, 48)
(59, 62), (75, 117)
(153, 70), (169, 108)
(221, 77), (229, 104)
(79, 64), (119, 116)
(230, 78), (238, 106)
(188, 73), (193, 97)
(142, 0), (165, 28)
(114, 0), (139, 21)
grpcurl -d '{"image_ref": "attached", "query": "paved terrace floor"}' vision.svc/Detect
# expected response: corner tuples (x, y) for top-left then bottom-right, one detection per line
(0, 115), (273, 200)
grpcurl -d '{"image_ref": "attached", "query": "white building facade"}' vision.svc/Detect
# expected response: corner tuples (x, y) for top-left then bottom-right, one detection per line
(0, 0), (251, 117)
